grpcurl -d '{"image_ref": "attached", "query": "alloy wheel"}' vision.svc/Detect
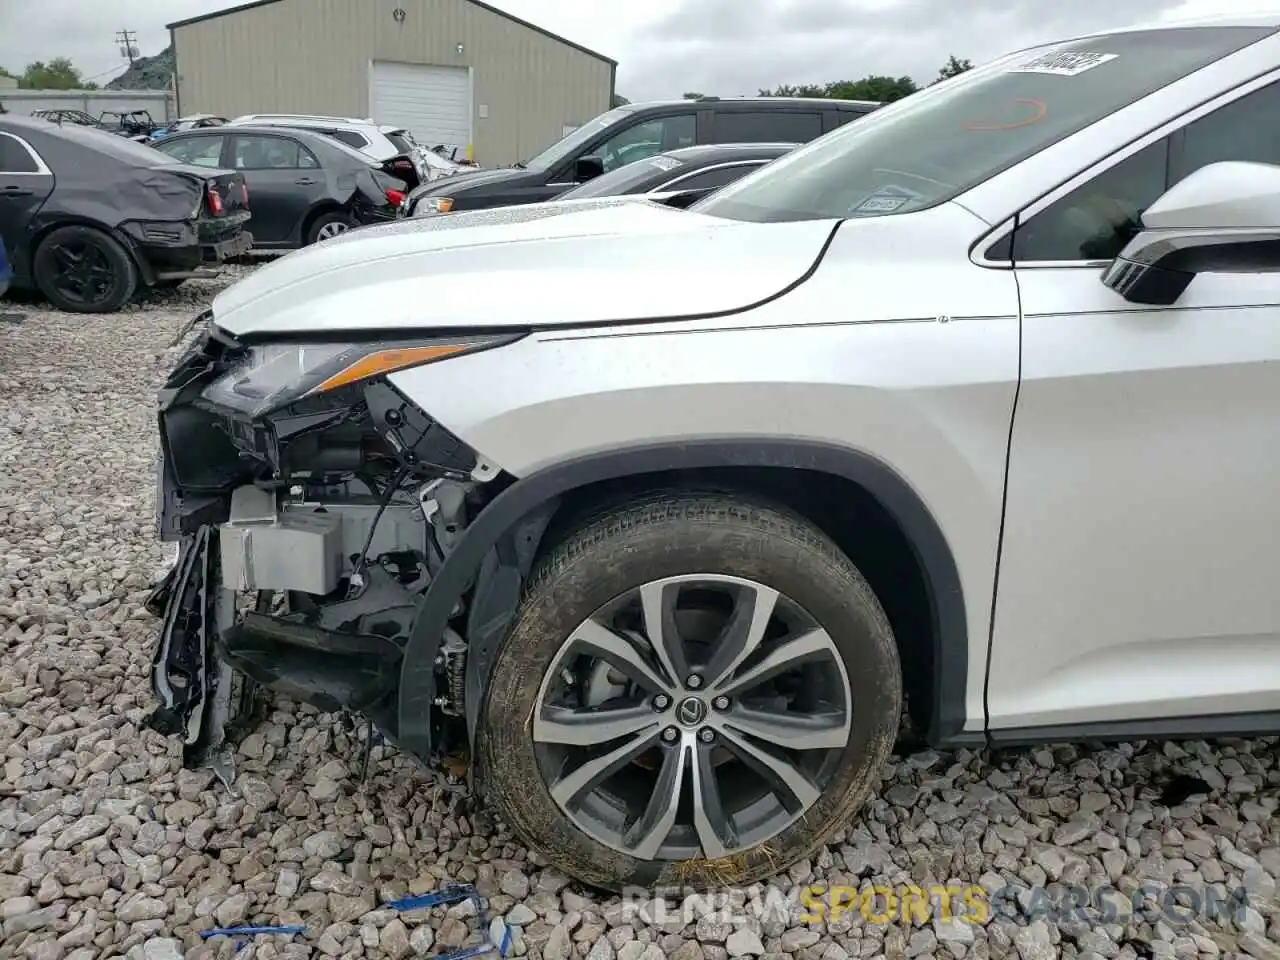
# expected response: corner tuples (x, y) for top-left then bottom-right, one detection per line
(49, 241), (115, 306)
(532, 574), (852, 862)
(316, 221), (349, 241)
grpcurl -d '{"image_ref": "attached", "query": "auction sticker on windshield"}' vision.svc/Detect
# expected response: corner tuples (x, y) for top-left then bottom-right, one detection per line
(1010, 51), (1117, 76)
(849, 183), (926, 215)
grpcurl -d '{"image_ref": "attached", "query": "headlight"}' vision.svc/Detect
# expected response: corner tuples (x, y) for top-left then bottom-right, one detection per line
(418, 197), (454, 215)
(200, 334), (517, 417)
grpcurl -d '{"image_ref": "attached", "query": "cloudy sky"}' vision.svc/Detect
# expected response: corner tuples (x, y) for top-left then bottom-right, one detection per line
(0, 0), (1274, 99)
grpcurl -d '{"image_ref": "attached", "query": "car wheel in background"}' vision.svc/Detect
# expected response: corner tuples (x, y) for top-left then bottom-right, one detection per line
(33, 226), (138, 314)
(477, 490), (903, 891)
(306, 211), (357, 245)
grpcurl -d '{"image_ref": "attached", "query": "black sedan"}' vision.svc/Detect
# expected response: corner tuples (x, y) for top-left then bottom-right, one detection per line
(0, 115), (251, 313)
(153, 125), (408, 248)
(409, 143), (796, 218)
(556, 142), (796, 205)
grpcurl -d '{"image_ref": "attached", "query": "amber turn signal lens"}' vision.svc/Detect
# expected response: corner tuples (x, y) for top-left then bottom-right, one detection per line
(311, 344), (473, 394)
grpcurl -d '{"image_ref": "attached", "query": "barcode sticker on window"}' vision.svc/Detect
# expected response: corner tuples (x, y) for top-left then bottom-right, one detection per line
(1010, 51), (1117, 76)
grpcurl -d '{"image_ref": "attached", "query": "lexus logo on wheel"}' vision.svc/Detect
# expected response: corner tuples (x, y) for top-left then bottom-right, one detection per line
(676, 697), (707, 727)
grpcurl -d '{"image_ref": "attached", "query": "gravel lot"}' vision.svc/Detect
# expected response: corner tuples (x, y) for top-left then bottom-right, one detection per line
(0, 274), (1277, 960)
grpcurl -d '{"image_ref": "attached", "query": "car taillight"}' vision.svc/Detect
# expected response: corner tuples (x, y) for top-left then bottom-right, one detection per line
(385, 189), (406, 207)
(391, 159), (414, 173)
(206, 184), (224, 216)
(241, 182), (249, 206)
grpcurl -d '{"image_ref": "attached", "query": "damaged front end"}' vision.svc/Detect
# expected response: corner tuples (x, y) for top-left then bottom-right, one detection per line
(145, 318), (524, 783)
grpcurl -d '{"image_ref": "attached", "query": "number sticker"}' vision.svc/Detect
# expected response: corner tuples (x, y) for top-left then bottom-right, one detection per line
(1010, 51), (1117, 77)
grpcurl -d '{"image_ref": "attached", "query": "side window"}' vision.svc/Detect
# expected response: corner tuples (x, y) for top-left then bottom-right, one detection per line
(156, 135), (225, 168)
(0, 134), (39, 173)
(1173, 79), (1280, 181)
(666, 162), (763, 192)
(232, 135), (317, 170)
(1012, 79), (1280, 264)
(1012, 139), (1169, 262)
(714, 111), (822, 143)
(590, 115), (697, 173)
(326, 130), (369, 149)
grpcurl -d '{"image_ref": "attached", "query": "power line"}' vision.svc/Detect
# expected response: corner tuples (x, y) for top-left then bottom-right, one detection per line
(116, 29), (139, 65)
(83, 63), (131, 84)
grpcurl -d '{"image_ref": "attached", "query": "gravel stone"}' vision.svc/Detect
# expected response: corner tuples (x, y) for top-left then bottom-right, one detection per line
(0, 275), (1276, 960)
(726, 928), (765, 957)
(380, 918), (412, 959)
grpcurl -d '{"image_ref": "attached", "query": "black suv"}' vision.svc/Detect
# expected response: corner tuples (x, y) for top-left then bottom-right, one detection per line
(406, 96), (880, 215)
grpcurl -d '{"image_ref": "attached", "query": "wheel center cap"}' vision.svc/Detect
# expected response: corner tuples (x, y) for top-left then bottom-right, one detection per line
(676, 697), (707, 728)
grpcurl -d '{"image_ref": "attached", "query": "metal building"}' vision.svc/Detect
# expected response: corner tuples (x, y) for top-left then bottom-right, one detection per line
(168, 0), (616, 166)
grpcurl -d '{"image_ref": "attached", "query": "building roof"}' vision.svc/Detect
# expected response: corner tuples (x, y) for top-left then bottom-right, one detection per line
(166, 0), (617, 66)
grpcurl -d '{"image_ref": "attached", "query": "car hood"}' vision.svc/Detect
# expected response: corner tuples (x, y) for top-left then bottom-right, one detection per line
(407, 165), (537, 200)
(211, 198), (840, 337)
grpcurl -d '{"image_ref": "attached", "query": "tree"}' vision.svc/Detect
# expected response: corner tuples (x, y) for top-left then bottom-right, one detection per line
(682, 92), (705, 100)
(761, 75), (918, 103)
(19, 58), (90, 90)
(934, 55), (973, 84)
(611, 94), (630, 107)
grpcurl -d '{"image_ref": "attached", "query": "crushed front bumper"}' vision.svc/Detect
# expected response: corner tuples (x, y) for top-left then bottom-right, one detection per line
(144, 525), (225, 757)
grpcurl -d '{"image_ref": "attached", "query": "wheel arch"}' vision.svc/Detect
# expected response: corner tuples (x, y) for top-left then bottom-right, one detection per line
(396, 438), (973, 763)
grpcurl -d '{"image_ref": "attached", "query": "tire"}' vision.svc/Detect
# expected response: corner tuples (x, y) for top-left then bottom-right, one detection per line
(477, 490), (902, 892)
(305, 211), (356, 245)
(33, 225), (138, 314)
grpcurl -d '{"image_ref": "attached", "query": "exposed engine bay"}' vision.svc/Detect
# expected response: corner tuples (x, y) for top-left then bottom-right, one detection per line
(146, 319), (537, 787)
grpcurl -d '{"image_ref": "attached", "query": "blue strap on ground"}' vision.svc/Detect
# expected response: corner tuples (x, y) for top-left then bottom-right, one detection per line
(384, 884), (512, 958)
(200, 925), (308, 956)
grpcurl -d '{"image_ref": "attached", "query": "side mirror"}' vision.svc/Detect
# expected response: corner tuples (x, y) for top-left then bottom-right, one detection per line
(573, 156), (604, 182)
(1102, 160), (1280, 305)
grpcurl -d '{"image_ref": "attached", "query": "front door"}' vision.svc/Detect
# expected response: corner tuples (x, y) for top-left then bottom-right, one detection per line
(987, 75), (1280, 734)
(0, 131), (54, 281)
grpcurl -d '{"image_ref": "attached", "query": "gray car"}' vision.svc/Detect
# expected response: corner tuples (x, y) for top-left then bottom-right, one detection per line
(153, 124), (409, 247)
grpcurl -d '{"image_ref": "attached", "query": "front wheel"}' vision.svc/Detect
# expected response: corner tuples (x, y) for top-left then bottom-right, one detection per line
(477, 491), (902, 891)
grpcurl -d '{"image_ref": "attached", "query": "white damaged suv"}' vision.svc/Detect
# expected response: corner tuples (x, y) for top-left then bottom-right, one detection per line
(149, 17), (1280, 891)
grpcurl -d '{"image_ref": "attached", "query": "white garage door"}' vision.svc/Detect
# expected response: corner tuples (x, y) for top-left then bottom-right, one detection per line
(370, 61), (471, 150)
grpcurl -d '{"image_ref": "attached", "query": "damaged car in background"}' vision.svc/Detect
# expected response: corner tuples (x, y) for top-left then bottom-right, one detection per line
(0, 115), (251, 313)
(148, 19), (1280, 892)
(152, 124), (407, 247)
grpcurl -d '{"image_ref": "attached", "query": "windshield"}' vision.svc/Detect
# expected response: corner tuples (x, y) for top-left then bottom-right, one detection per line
(559, 153), (684, 199)
(695, 26), (1273, 224)
(526, 105), (637, 171)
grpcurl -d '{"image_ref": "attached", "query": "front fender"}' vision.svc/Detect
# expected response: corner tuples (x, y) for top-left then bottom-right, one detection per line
(393, 205), (1019, 760)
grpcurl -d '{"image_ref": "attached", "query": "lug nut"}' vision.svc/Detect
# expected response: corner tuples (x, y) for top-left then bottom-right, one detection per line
(686, 674), (703, 689)
(662, 727), (679, 743)
(712, 696), (729, 710)
(698, 728), (715, 743)
(653, 694), (671, 710)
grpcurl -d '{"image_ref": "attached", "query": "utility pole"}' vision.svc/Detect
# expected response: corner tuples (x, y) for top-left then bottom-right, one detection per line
(116, 29), (139, 65)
